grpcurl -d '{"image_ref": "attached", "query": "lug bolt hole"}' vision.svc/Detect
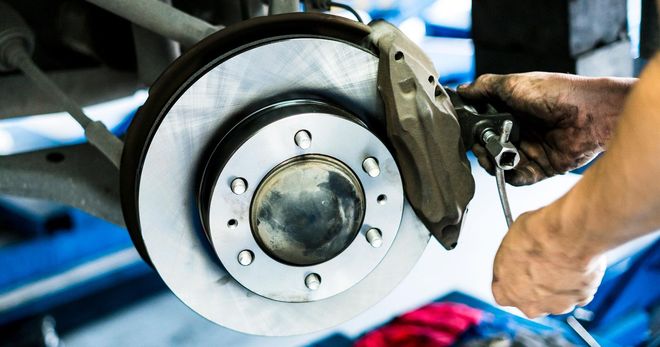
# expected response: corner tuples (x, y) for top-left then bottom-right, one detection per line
(377, 194), (387, 205)
(227, 219), (238, 229)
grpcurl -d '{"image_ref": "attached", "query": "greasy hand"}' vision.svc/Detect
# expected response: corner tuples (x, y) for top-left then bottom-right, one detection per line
(459, 72), (631, 185)
(492, 208), (607, 317)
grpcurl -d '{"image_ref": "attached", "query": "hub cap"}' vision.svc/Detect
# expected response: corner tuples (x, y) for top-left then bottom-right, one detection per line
(252, 154), (364, 267)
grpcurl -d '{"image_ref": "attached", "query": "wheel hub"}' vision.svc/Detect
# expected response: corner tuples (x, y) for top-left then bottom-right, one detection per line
(201, 102), (404, 302)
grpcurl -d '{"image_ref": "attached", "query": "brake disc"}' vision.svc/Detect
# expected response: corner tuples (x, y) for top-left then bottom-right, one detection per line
(120, 14), (430, 336)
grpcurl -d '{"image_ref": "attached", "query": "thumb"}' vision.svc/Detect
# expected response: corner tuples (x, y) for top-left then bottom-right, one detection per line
(457, 74), (504, 101)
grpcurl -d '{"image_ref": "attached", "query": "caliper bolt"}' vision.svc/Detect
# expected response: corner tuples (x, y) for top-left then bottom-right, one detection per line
(237, 250), (254, 266)
(230, 177), (248, 195)
(365, 228), (383, 248)
(294, 130), (312, 149)
(305, 273), (321, 290)
(362, 157), (380, 177)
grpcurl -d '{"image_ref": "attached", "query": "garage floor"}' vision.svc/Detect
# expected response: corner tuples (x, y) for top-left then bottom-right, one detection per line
(61, 160), (655, 346)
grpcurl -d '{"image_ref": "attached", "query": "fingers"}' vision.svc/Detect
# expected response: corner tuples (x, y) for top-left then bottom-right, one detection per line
(472, 144), (495, 175)
(491, 281), (512, 307)
(577, 295), (595, 307)
(472, 143), (546, 185)
(506, 160), (547, 186)
(495, 258), (604, 317)
(549, 305), (576, 316)
(473, 139), (553, 186)
(519, 140), (556, 177)
(520, 306), (546, 319)
(506, 137), (565, 186)
(503, 149), (548, 186)
(494, 288), (590, 318)
(457, 74), (506, 101)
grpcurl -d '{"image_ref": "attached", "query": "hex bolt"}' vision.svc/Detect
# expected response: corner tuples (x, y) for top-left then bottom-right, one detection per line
(230, 177), (247, 195)
(362, 157), (380, 177)
(237, 250), (254, 266)
(294, 130), (312, 149)
(305, 273), (321, 290)
(365, 228), (383, 248)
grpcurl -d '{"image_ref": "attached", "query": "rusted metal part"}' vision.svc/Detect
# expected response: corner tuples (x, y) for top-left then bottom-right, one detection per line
(369, 20), (474, 249)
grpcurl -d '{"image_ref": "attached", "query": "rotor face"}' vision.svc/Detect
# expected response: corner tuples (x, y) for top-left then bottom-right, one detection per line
(123, 15), (430, 336)
(203, 106), (405, 302)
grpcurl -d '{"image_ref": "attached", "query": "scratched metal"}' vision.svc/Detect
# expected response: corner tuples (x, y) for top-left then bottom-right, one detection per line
(206, 113), (404, 302)
(138, 38), (430, 336)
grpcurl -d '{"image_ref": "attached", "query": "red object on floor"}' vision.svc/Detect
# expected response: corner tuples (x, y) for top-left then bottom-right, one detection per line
(355, 302), (484, 347)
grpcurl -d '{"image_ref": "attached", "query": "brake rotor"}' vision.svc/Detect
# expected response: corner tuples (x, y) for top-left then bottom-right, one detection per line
(121, 14), (430, 336)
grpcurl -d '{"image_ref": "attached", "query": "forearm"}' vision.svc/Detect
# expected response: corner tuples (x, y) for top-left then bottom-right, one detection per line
(548, 55), (660, 259)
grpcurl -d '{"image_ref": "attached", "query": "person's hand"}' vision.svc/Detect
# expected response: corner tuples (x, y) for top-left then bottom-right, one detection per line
(458, 72), (633, 185)
(491, 207), (607, 317)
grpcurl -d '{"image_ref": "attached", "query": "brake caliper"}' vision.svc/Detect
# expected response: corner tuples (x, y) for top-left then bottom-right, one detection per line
(370, 21), (521, 247)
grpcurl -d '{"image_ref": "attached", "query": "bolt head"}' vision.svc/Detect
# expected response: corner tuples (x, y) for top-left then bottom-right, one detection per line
(294, 130), (312, 149)
(305, 273), (321, 290)
(365, 228), (383, 248)
(231, 177), (248, 195)
(362, 157), (380, 177)
(238, 250), (254, 266)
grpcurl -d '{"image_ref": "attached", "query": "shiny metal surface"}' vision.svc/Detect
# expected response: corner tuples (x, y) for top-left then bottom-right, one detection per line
(251, 154), (365, 267)
(366, 228), (383, 248)
(237, 250), (254, 266)
(304, 273), (321, 291)
(492, 120), (516, 227)
(293, 130), (312, 149)
(362, 157), (380, 177)
(209, 113), (403, 302)
(230, 177), (248, 195)
(137, 38), (430, 335)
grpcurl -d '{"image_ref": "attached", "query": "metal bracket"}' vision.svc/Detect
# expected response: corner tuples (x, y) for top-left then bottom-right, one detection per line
(369, 20), (474, 249)
(0, 143), (123, 226)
